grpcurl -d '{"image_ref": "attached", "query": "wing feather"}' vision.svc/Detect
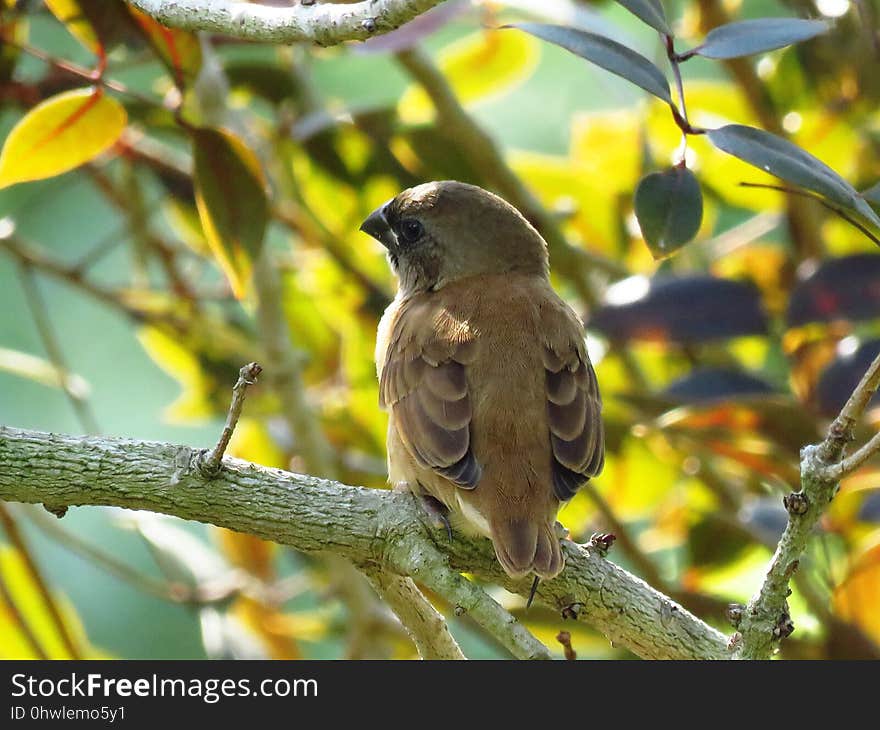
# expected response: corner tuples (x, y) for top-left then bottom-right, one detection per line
(380, 304), (481, 489)
(543, 344), (604, 501)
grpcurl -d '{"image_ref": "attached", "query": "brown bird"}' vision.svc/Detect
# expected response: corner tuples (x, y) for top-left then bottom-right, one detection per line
(362, 181), (604, 585)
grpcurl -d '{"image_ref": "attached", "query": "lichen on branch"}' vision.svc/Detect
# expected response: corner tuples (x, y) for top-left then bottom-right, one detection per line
(129, 0), (448, 46)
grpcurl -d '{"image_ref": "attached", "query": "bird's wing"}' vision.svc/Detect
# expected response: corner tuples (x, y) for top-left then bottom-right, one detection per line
(542, 321), (605, 501)
(379, 300), (481, 488)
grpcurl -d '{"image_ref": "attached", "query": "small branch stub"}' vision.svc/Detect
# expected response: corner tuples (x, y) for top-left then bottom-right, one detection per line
(783, 491), (809, 516)
(199, 362), (262, 477)
(42, 503), (68, 519)
(589, 532), (616, 556)
(726, 603), (743, 628)
(773, 610), (795, 640)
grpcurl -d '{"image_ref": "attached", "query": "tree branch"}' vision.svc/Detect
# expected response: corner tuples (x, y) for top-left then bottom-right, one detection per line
(0, 425), (730, 660)
(361, 568), (465, 660)
(737, 350), (880, 658)
(128, 0), (447, 46)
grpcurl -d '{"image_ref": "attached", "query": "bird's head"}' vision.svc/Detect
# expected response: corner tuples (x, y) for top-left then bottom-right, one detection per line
(360, 181), (549, 294)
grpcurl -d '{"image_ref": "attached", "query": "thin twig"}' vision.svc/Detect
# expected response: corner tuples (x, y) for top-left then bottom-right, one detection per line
(737, 348), (880, 658)
(85, 166), (197, 301)
(820, 350), (880, 464)
(2, 37), (170, 109)
(199, 362), (262, 476)
(17, 264), (100, 435)
(821, 429), (880, 482)
(22, 504), (190, 602)
(1, 236), (193, 335)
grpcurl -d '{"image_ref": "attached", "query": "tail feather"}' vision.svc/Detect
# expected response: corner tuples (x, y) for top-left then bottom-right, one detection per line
(491, 519), (563, 580)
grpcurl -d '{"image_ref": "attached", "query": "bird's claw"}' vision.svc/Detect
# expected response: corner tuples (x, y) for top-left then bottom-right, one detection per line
(415, 493), (453, 542)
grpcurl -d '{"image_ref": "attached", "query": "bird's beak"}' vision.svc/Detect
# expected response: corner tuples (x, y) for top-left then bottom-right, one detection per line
(360, 203), (398, 252)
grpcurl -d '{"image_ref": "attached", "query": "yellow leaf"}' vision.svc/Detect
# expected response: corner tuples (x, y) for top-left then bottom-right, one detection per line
(0, 87), (126, 188)
(214, 528), (276, 582)
(136, 326), (214, 422)
(0, 547), (98, 659)
(44, 0), (100, 54)
(399, 30), (539, 124)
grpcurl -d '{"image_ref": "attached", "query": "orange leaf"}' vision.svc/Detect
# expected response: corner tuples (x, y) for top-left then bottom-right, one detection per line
(834, 541), (880, 645)
(130, 7), (202, 88)
(215, 528), (276, 582)
(0, 87), (126, 188)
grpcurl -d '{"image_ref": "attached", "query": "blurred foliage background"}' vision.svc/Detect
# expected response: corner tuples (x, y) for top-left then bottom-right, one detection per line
(1, 0), (880, 660)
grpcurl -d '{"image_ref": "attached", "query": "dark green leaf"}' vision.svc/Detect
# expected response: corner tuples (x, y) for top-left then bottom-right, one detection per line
(707, 124), (880, 227)
(225, 62), (300, 106)
(817, 339), (880, 418)
(506, 23), (672, 104)
(615, 0), (673, 37)
(787, 254), (880, 327)
(634, 166), (703, 257)
(191, 128), (269, 298)
(589, 275), (768, 344)
(694, 18), (829, 60)
(863, 181), (880, 206)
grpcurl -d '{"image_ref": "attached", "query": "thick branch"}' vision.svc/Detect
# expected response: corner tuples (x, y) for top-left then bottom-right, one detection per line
(0, 426), (730, 660)
(128, 0), (446, 46)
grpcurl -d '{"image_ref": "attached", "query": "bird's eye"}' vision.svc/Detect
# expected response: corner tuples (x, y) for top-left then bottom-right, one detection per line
(398, 218), (424, 244)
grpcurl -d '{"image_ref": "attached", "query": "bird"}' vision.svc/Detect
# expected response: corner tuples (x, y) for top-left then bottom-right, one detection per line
(361, 180), (604, 588)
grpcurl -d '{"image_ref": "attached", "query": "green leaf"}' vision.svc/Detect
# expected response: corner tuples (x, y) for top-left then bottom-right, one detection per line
(506, 23), (672, 104)
(614, 0), (673, 37)
(191, 127), (269, 298)
(694, 18), (829, 60)
(707, 124), (880, 227)
(634, 166), (703, 258)
(45, 0), (140, 55)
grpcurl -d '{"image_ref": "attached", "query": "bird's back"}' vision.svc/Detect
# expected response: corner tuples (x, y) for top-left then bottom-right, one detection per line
(377, 271), (592, 578)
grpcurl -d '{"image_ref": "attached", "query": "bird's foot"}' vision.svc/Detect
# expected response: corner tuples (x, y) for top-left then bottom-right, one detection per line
(414, 493), (453, 542)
